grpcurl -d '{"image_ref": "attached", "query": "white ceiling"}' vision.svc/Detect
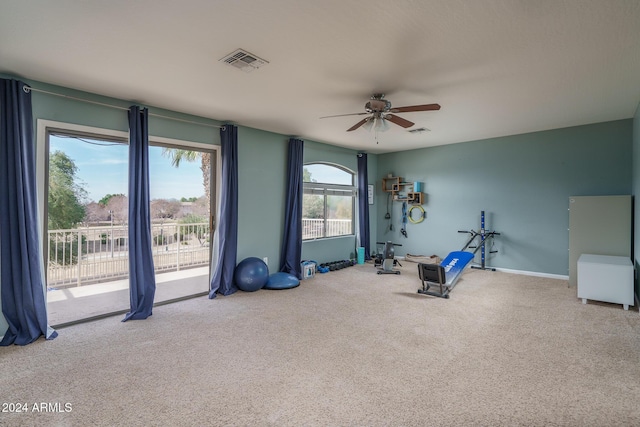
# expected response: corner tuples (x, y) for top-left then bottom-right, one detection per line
(1, 0), (639, 154)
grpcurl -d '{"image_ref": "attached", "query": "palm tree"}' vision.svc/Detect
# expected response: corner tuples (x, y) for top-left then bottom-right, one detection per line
(162, 148), (211, 206)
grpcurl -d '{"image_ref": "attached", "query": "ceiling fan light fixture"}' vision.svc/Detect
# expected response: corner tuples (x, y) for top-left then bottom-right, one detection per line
(363, 115), (389, 133)
(377, 117), (390, 132)
(362, 117), (374, 132)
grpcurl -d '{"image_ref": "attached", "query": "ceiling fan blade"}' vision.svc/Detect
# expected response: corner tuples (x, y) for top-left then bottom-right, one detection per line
(385, 114), (414, 128)
(347, 118), (369, 132)
(390, 103), (441, 113)
(320, 112), (369, 119)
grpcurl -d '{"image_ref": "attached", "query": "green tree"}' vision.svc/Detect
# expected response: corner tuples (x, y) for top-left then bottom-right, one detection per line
(162, 148), (211, 207)
(48, 150), (87, 230)
(303, 194), (324, 219)
(302, 168), (323, 218)
(303, 167), (316, 182)
(48, 150), (87, 266)
(98, 193), (125, 206)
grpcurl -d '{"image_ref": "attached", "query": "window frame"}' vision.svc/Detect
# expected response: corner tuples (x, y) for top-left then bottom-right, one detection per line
(36, 119), (221, 277)
(302, 162), (356, 240)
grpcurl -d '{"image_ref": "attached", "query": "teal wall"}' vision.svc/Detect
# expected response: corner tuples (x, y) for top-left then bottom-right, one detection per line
(632, 102), (640, 298)
(377, 120), (632, 276)
(239, 134), (372, 269)
(235, 126), (288, 271)
(28, 81), (220, 145)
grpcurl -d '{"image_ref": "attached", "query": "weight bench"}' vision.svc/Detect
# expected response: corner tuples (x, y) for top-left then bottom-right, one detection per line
(417, 251), (475, 299)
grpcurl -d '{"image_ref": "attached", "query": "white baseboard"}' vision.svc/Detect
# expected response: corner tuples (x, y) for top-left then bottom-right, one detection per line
(492, 267), (569, 280)
(399, 256), (569, 280)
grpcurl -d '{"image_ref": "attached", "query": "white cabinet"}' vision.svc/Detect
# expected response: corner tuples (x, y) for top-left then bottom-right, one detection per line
(577, 254), (634, 311)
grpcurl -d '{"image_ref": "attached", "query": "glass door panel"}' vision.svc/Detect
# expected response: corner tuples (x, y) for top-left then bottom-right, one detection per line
(148, 144), (213, 302)
(46, 133), (130, 326)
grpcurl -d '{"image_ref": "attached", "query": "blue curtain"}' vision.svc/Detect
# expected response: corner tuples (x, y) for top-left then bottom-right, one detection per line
(357, 153), (371, 260)
(279, 138), (304, 279)
(209, 125), (239, 298)
(122, 106), (156, 321)
(0, 79), (57, 345)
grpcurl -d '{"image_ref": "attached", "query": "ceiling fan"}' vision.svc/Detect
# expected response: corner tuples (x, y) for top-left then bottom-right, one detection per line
(320, 94), (440, 132)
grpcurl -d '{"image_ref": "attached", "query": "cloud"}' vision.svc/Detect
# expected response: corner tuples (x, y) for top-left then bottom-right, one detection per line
(102, 158), (128, 165)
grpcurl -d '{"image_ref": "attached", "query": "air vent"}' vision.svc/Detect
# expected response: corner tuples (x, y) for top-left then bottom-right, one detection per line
(408, 127), (430, 133)
(219, 49), (269, 73)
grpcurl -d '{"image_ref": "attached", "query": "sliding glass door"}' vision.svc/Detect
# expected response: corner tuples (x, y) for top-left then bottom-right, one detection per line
(148, 143), (214, 304)
(46, 132), (130, 325)
(44, 127), (216, 326)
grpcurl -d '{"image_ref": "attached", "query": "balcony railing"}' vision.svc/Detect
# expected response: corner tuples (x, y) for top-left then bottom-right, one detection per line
(47, 218), (351, 288)
(47, 222), (210, 288)
(302, 218), (352, 240)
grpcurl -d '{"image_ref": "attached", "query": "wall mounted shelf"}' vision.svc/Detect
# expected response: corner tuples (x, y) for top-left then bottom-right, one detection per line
(382, 176), (424, 205)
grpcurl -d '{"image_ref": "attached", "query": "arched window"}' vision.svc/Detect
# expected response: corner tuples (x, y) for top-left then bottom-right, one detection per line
(303, 163), (355, 239)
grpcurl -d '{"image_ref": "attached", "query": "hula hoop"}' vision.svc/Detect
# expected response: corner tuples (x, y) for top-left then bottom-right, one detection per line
(408, 205), (426, 224)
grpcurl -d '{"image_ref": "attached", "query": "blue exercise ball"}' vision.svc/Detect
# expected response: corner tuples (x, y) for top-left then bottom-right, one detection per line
(234, 257), (269, 292)
(264, 272), (300, 290)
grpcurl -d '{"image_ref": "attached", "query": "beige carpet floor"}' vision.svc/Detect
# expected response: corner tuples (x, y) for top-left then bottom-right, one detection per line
(1, 262), (639, 426)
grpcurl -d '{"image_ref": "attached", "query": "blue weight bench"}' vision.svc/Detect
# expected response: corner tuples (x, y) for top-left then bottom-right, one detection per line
(417, 251), (475, 299)
(418, 214), (500, 299)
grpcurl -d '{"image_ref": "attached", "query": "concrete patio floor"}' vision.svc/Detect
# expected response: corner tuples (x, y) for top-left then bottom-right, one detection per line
(47, 267), (209, 326)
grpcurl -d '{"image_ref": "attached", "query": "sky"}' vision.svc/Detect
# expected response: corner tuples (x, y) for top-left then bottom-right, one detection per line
(49, 135), (206, 203)
(304, 163), (352, 185)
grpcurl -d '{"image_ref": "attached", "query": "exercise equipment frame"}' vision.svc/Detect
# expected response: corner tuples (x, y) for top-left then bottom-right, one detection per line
(375, 241), (403, 275)
(417, 211), (500, 298)
(458, 210), (500, 271)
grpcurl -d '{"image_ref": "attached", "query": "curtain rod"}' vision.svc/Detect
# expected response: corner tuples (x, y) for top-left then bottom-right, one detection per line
(23, 86), (224, 129)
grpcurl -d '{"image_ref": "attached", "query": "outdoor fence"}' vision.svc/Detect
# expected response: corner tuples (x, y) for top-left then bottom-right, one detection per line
(47, 222), (210, 288)
(302, 218), (352, 240)
(48, 218), (351, 288)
